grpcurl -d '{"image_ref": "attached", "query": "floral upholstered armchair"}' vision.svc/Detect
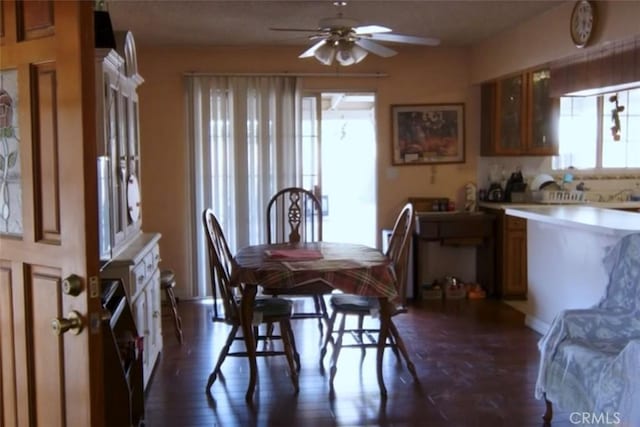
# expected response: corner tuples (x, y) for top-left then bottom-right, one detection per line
(535, 233), (640, 426)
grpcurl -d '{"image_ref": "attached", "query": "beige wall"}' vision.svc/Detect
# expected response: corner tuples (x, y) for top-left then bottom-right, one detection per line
(135, 1), (640, 297)
(471, 1), (640, 82)
(136, 44), (476, 296)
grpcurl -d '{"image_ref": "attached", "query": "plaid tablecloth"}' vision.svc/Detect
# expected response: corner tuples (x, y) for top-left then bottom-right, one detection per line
(232, 241), (398, 300)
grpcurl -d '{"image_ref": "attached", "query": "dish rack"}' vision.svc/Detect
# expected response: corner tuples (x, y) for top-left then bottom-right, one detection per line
(531, 190), (586, 204)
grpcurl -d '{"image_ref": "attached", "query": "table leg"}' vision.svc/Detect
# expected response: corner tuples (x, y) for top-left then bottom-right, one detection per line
(240, 284), (258, 402)
(377, 297), (390, 398)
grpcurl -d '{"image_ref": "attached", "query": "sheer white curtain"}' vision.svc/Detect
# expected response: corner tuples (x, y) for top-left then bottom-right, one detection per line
(186, 75), (302, 298)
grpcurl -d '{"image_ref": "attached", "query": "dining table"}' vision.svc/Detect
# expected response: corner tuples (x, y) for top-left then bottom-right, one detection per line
(231, 240), (399, 402)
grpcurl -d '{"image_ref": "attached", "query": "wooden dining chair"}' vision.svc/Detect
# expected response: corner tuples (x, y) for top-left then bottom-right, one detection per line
(264, 187), (332, 335)
(320, 202), (418, 389)
(202, 208), (299, 394)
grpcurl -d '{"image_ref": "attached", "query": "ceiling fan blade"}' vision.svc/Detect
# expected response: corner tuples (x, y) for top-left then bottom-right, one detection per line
(354, 39), (397, 58)
(299, 40), (327, 58)
(354, 25), (391, 35)
(270, 27), (323, 32)
(368, 33), (440, 46)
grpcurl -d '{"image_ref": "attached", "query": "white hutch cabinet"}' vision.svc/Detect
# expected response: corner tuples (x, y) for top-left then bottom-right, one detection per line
(96, 31), (162, 389)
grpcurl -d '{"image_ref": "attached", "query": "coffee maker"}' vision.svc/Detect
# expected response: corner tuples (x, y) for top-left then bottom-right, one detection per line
(504, 170), (526, 202)
(487, 164), (504, 201)
(487, 183), (504, 201)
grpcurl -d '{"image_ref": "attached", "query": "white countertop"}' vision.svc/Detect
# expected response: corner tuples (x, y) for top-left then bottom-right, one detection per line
(504, 205), (640, 235)
(480, 201), (640, 210)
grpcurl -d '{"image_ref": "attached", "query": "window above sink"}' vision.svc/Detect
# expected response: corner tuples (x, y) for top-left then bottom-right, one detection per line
(555, 86), (640, 170)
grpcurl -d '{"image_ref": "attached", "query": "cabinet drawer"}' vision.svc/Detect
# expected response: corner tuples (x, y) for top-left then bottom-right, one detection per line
(506, 215), (526, 230)
(132, 261), (148, 295)
(439, 220), (492, 238)
(144, 245), (159, 276)
(417, 222), (439, 239)
(151, 244), (161, 267)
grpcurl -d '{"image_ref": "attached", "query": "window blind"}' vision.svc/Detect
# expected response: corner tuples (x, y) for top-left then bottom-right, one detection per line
(550, 35), (640, 97)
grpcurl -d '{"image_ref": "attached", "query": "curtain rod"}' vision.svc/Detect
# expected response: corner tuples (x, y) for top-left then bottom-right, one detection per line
(183, 71), (388, 78)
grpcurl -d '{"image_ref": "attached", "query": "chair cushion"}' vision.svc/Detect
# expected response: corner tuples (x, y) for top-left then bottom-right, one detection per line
(330, 294), (378, 312)
(541, 337), (640, 422)
(262, 280), (334, 296)
(557, 339), (622, 395)
(254, 297), (293, 317)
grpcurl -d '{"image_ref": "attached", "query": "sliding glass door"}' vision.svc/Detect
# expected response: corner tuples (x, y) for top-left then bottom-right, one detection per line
(302, 92), (377, 247)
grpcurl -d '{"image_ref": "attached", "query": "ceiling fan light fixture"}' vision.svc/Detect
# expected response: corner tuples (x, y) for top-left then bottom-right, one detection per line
(314, 42), (337, 65)
(335, 42), (368, 66)
(285, 11), (440, 66)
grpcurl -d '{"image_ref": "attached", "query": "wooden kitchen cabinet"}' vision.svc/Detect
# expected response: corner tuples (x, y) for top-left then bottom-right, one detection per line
(501, 215), (528, 299)
(481, 68), (559, 156)
(483, 208), (528, 299)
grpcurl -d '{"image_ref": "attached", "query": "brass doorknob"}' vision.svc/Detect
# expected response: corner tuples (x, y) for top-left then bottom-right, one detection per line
(51, 311), (83, 335)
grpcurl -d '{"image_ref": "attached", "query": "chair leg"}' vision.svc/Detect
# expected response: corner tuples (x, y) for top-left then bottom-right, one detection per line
(165, 285), (184, 344)
(387, 329), (402, 361)
(542, 394), (553, 425)
(357, 314), (366, 360)
(318, 295), (330, 339)
(287, 321), (301, 372)
(253, 325), (259, 346)
(329, 314), (347, 389)
(320, 310), (338, 364)
(280, 320), (299, 394)
(206, 324), (238, 393)
(266, 322), (275, 344)
(313, 294), (324, 336)
(389, 321), (417, 380)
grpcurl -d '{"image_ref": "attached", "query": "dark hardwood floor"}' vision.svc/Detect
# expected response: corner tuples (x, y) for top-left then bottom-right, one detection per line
(144, 298), (573, 427)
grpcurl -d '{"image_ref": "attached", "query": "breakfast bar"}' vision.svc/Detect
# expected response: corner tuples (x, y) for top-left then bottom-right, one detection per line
(503, 205), (640, 334)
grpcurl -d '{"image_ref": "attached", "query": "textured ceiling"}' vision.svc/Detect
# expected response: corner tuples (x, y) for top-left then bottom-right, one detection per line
(107, 0), (565, 48)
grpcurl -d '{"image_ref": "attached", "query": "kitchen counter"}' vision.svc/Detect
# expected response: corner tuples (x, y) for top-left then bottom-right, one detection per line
(499, 204), (640, 335)
(479, 201), (640, 210)
(504, 205), (640, 236)
(416, 210), (487, 219)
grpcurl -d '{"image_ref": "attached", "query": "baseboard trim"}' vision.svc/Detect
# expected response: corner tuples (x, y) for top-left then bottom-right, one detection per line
(525, 315), (550, 335)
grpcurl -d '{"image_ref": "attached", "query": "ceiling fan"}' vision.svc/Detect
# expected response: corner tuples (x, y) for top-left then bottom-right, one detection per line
(270, 14), (440, 66)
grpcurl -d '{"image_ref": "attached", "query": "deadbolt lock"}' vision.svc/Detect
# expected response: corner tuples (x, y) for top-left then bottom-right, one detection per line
(51, 311), (83, 336)
(62, 275), (83, 296)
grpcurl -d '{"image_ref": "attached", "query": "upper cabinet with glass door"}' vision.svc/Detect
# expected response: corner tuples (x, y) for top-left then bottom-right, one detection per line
(95, 31), (144, 257)
(481, 68), (559, 156)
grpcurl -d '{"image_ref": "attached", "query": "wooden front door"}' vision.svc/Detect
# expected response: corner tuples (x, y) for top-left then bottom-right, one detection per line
(0, 1), (103, 426)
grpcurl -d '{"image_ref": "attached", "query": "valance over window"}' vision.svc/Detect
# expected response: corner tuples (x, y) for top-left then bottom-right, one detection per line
(550, 35), (640, 97)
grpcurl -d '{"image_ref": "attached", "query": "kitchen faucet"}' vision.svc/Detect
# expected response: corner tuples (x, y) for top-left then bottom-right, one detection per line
(576, 182), (589, 191)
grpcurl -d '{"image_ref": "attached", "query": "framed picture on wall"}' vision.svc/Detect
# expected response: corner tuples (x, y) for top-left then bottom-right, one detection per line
(391, 103), (465, 165)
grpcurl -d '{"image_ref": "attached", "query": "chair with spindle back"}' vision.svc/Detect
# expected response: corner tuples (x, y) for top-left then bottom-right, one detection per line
(202, 208), (299, 394)
(320, 202), (418, 389)
(264, 187), (332, 336)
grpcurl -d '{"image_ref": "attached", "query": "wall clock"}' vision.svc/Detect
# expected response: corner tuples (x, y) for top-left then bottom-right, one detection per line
(570, 0), (595, 48)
